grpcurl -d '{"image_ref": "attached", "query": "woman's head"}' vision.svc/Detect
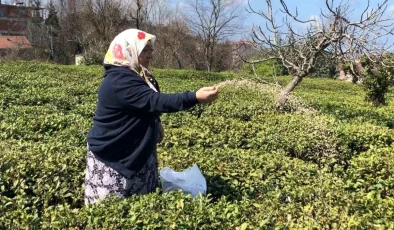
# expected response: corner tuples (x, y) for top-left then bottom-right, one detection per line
(103, 29), (156, 71)
(138, 40), (154, 68)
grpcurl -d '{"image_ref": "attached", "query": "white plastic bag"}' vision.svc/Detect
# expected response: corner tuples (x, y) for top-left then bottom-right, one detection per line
(160, 164), (207, 198)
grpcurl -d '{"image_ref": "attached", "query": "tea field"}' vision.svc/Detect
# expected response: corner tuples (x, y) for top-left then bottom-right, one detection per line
(0, 61), (394, 229)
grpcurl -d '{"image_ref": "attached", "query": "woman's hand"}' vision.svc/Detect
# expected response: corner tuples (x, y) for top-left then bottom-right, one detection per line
(158, 123), (164, 143)
(196, 86), (219, 104)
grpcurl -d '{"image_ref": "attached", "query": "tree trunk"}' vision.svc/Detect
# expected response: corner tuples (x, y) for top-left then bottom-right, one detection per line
(208, 45), (215, 72)
(173, 51), (183, 69)
(276, 75), (303, 107)
(206, 49), (211, 71)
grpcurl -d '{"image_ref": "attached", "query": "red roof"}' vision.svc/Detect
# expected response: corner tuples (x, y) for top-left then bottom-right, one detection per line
(0, 36), (31, 49)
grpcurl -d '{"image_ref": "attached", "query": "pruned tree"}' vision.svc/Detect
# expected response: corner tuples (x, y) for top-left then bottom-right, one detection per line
(187, 0), (245, 71)
(247, 0), (394, 108)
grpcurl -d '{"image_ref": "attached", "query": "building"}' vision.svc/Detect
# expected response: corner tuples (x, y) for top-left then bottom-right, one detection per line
(0, 0), (44, 44)
(0, 1), (30, 36)
(0, 0), (44, 58)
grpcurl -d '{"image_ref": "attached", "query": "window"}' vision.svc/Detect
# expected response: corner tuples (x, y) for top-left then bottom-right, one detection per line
(0, 9), (4, 17)
(19, 8), (26, 16)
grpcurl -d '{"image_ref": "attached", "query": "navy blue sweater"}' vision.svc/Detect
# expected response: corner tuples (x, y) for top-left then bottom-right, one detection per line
(87, 65), (199, 178)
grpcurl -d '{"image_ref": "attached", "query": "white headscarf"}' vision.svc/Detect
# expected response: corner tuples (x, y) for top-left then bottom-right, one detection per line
(104, 29), (156, 72)
(103, 29), (157, 91)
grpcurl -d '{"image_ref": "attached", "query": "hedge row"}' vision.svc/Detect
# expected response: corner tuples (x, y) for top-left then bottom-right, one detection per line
(1, 61), (393, 228)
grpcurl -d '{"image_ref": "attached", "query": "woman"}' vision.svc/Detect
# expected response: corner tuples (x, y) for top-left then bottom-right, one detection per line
(84, 29), (218, 205)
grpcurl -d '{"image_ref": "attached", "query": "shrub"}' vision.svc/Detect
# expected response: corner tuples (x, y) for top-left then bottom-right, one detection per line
(362, 66), (392, 106)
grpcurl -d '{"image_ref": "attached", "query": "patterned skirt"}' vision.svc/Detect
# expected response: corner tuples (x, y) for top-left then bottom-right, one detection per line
(84, 148), (159, 205)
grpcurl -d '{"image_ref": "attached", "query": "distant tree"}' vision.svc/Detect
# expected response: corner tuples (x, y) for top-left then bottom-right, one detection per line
(149, 2), (202, 70)
(360, 53), (394, 106)
(46, 1), (60, 36)
(77, 0), (128, 64)
(128, 0), (150, 30)
(187, 0), (244, 71)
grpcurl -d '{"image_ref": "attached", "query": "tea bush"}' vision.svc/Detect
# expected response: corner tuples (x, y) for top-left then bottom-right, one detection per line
(1, 61), (393, 228)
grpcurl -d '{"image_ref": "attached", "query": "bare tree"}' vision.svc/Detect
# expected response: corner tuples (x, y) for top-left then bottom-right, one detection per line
(146, 0), (201, 69)
(50, 0), (86, 63)
(62, 0), (128, 63)
(127, 0), (155, 30)
(84, 0), (127, 44)
(130, 0), (145, 29)
(157, 6), (192, 69)
(187, 0), (245, 71)
(149, 0), (171, 26)
(247, 0), (394, 107)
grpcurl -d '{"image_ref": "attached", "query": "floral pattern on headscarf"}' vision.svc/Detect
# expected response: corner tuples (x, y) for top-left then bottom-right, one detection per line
(104, 29), (156, 74)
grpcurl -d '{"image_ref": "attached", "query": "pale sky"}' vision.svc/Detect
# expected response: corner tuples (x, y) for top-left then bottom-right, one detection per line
(171, 0), (394, 42)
